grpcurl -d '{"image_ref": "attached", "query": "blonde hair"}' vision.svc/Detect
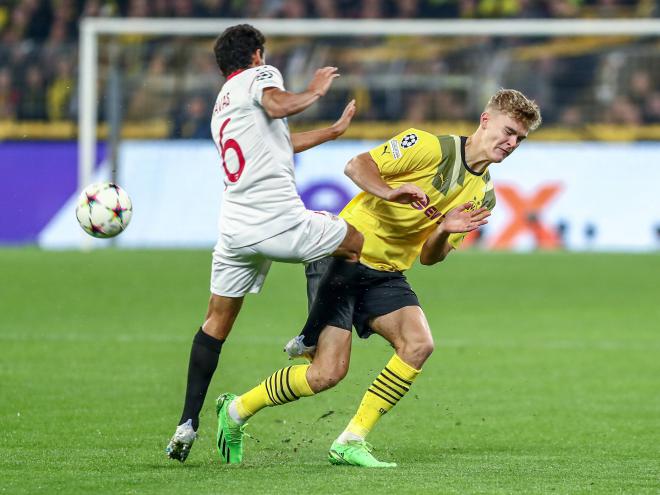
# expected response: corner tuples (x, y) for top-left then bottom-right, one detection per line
(486, 89), (542, 131)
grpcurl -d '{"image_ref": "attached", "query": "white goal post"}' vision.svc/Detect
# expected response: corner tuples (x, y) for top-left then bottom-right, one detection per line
(78, 17), (660, 195)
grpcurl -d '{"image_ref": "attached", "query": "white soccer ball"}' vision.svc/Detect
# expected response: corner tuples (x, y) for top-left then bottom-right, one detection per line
(75, 182), (133, 238)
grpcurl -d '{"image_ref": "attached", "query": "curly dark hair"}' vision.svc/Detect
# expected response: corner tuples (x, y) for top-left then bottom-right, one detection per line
(214, 24), (266, 77)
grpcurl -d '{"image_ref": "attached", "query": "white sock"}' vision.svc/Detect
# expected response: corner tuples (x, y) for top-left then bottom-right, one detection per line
(335, 429), (364, 445)
(228, 399), (246, 425)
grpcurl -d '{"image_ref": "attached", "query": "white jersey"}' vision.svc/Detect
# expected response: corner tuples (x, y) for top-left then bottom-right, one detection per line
(210, 65), (307, 248)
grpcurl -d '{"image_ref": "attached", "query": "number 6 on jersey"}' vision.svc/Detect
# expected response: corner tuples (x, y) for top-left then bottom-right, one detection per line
(218, 117), (245, 183)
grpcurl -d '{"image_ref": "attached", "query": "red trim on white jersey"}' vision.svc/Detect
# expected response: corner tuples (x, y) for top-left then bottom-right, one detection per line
(226, 69), (245, 81)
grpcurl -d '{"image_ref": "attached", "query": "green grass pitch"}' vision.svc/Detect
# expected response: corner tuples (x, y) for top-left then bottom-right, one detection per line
(1, 249), (659, 494)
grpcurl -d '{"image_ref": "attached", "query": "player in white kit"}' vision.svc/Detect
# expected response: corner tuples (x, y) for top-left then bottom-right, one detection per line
(166, 24), (363, 462)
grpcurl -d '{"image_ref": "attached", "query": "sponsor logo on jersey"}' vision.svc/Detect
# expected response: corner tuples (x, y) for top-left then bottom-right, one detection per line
(468, 197), (482, 210)
(410, 193), (445, 223)
(388, 139), (402, 159)
(400, 133), (418, 148)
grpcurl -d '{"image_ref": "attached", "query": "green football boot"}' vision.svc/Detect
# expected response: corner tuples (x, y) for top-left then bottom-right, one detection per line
(215, 393), (246, 464)
(328, 440), (397, 468)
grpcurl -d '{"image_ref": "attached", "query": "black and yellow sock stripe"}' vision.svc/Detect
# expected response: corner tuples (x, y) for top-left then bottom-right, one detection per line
(367, 366), (412, 407)
(264, 366), (301, 406)
(237, 364), (312, 418)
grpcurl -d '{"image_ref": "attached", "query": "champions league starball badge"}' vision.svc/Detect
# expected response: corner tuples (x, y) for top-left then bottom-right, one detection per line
(400, 134), (418, 148)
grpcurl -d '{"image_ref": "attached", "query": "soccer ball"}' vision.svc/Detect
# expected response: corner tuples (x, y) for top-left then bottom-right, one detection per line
(75, 182), (133, 238)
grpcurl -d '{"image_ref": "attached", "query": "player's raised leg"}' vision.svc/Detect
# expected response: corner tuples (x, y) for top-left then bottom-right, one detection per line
(285, 222), (363, 359)
(331, 221), (364, 262)
(329, 306), (434, 468)
(216, 326), (352, 463)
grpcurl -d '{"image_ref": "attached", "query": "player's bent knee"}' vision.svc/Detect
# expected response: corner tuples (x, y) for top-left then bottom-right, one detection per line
(398, 336), (434, 369)
(333, 223), (363, 262)
(417, 339), (435, 361)
(348, 224), (364, 252)
(309, 361), (349, 392)
(318, 368), (347, 391)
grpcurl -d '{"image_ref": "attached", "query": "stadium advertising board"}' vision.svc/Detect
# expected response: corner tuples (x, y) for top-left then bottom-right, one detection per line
(14, 140), (659, 252)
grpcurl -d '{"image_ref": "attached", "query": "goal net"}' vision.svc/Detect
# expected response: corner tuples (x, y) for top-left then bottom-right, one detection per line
(59, 18), (660, 250)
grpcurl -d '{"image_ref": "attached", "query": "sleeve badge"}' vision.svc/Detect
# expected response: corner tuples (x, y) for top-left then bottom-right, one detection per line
(400, 133), (418, 148)
(255, 70), (275, 81)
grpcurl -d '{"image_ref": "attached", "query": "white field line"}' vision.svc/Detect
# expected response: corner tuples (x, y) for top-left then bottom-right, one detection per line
(0, 333), (658, 350)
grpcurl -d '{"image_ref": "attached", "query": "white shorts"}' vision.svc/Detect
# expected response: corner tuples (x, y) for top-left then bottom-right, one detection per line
(210, 210), (348, 297)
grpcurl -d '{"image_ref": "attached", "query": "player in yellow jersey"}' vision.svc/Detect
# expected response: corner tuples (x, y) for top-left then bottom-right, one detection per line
(215, 89), (542, 467)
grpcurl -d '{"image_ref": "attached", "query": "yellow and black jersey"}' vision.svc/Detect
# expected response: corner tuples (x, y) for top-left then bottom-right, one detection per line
(339, 128), (496, 272)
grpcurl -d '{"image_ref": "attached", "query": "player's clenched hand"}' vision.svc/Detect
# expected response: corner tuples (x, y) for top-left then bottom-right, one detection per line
(308, 67), (340, 97)
(330, 99), (356, 138)
(385, 184), (426, 204)
(441, 202), (490, 233)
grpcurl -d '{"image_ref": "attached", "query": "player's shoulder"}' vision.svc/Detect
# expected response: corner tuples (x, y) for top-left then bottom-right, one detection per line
(389, 128), (439, 154)
(394, 127), (437, 143)
(256, 64), (281, 73)
(250, 64), (282, 81)
(371, 128), (441, 164)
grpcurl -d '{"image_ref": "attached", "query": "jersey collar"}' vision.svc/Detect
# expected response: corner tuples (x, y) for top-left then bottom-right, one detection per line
(460, 135), (485, 176)
(226, 69), (245, 81)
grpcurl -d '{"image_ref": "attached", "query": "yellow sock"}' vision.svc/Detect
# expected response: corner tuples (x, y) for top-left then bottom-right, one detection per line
(235, 365), (314, 420)
(346, 354), (420, 438)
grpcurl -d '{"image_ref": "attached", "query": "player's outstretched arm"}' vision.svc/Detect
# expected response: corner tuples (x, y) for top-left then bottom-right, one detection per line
(291, 99), (356, 153)
(345, 153), (426, 203)
(261, 67), (339, 119)
(419, 203), (491, 265)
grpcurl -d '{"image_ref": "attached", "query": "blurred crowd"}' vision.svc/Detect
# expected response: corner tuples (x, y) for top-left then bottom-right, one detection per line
(0, 0), (659, 138)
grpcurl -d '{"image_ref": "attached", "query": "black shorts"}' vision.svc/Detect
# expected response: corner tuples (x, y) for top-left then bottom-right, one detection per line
(305, 257), (420, 339)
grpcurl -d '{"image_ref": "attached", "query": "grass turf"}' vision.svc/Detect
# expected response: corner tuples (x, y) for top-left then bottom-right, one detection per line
(1, 249), (658, 494)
